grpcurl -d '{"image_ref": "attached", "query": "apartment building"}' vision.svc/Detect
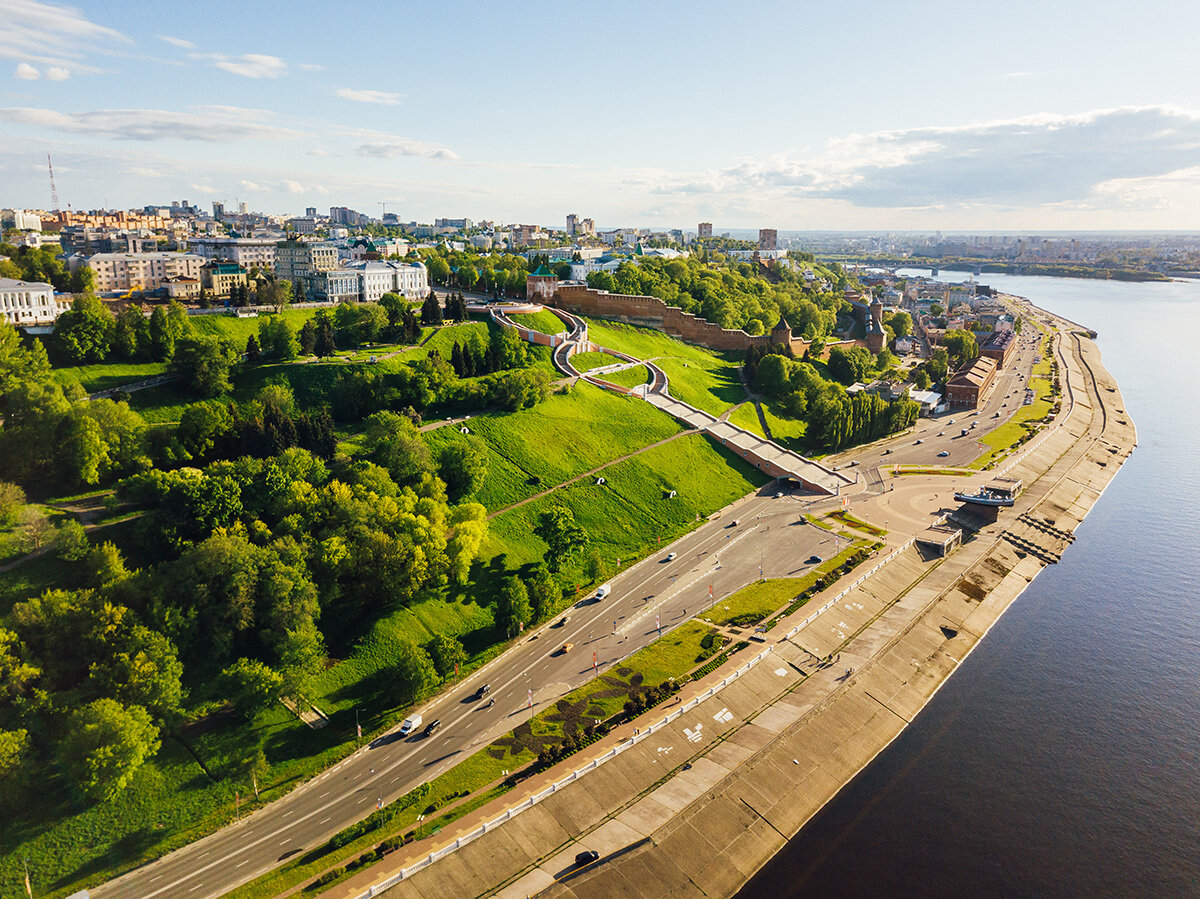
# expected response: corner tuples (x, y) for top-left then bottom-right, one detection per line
(189, 236), (279, 272)
(275, 239), (339, 282)
(80, 252), (205, 293)
(200, 262), (250, 298)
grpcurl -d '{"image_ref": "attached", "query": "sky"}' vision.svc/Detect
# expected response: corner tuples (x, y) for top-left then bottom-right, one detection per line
(3, 0), (1200, 231)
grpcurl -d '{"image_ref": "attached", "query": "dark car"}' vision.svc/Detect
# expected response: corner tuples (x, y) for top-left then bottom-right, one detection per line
(476, 683), (491, 698)
(575, 850), (600, 866)
(806, 555), (822, 564)
(423, 719), (442, 737)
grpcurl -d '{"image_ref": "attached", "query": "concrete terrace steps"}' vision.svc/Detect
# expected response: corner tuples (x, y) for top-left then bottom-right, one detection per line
(494, 302), (853, 496)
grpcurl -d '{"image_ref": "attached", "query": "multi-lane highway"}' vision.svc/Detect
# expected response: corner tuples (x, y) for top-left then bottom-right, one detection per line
(96, 314), (1043, 899)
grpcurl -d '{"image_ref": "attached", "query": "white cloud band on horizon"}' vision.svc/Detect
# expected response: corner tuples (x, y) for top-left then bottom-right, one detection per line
(0, 105), (306, 141)
(0, 0), (129, 72)
(651, 105), (1200, 210)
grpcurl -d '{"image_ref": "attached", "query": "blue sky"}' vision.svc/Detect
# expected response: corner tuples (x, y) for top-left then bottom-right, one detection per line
(3, 0), (1200, 230)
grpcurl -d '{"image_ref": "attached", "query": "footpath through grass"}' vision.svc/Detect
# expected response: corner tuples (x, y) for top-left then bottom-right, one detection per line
(596, 364), (649, 389)
(53, 361), (169, 394)
(424, 382), (682, 512)
(568, 350), (625, 373)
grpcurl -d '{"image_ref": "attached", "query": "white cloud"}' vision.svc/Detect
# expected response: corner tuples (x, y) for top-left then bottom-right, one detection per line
(283, 180), (305, 193)
(189, 183), (220, 194)
(308, 148), (331, 156)
(238, 179), (266, 192)
(650, 106), (1200, 211)
(15, 62), (39, 79)
(0, 105), (307, 142)
(0, 0), (130, 72)
(130, 166), (165, 178)
(191, 52), (288, 79)
(158, 35), (195, 49)
(45, 65), (68, 80)
(298, 63), (324, 72)
(356, 139), (458, 160)
(335, 88), (403, 106)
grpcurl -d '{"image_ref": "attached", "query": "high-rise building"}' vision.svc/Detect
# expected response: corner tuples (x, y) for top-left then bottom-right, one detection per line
(579, 218), (595, 236)
(238, 202), (248, 215)
(698, 222), (713, 238)
(566, 213), (578, 236)
(212, 201), (225, 220)
(758, 228), (777, 250)
(305, 207), (318, 218)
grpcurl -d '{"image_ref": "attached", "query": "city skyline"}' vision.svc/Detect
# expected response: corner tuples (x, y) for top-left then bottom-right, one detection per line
(3, 0), (1200, 230)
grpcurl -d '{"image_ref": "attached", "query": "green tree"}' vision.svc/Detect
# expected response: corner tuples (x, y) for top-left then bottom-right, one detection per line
(53, 518), (89, 561)
(533, 505), (587, 572)
(217, 657), (283, 721)
(525, 563), (557, 622)
(421, 291), (444, 326)
(172, 335), (240, 397)
(90, 625), (184, 724)
(314, 311), (336, 357)
(259, 316), (299, 360)
(428, 633), (466, 680)
(245, 333), (262, 365)
(299, 318), (316, 355)
(113, 305), (150, 360)
(438, 437), (488, 501)
(58, 698), (161, 802)
(495, 575), (532, 636)
(149, 305), (176, 361)
(361, 411), (432, 486)
(277, 619), (325, 709)
(446, 502), (487, 585)
(0, 480), (25, 527)
(393, 639), (436, 704)
(53, 294), (115, 364)
(425, 255), (450, 285)
(942, 329), (978, 365)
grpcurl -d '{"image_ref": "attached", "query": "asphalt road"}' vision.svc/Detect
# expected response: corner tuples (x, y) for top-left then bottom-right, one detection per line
(95, 325), (1043, 899)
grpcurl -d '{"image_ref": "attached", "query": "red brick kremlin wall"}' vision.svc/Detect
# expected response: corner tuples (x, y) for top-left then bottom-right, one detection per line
(552, 283), (809, 354)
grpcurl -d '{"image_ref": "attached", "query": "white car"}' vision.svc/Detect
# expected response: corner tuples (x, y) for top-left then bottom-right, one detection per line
(774, 491), (783, 498)
(666, 552), (677, 561)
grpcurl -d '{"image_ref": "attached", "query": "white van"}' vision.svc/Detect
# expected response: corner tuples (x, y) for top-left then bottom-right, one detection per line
(399, 713), (423, 735)
(595, 584), (612, 600)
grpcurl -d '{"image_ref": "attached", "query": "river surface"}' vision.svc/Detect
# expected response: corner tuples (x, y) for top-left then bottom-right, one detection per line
(739, 271), (1200, 898)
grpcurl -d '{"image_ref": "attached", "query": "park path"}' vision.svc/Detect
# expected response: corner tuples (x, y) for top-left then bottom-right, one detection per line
(484, 428), (699, 521)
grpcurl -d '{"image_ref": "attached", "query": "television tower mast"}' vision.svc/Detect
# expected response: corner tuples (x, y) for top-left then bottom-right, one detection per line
(47, 153), (60, 212)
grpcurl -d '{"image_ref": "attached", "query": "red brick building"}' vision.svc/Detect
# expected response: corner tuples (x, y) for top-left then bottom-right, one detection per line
(946, 355), (998, 408)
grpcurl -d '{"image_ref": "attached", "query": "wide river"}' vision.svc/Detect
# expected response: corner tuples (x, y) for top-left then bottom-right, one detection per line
(739, 270), (1200, 897)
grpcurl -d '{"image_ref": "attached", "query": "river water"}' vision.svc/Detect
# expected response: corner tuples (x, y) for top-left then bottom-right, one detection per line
(739, 271), (1200, 897)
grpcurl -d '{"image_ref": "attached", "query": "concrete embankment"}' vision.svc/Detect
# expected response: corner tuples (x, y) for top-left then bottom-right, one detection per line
(335, 320), (1132, 899)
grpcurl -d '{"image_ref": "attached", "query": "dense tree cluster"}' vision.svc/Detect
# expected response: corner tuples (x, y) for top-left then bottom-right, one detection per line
(584, 255), (848, 338)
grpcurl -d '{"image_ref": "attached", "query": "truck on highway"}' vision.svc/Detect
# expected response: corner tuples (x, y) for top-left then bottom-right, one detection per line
(595, 583), (611, 600)
(399, 713), (423, 735)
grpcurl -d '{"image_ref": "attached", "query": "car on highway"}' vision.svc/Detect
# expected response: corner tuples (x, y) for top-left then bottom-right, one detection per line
(476, 683), (491, 698)
(938, 451), (949, 457)
(422, 719), (442, 737)
(556, 615), (570, 627)
(882, 448), (892, 455)
(666, 551), (677, 561)
(806, 555), (822, 564)
(561, 642), (575, 654)
(937, 431), (944, 437)
(774, 491), (784, 498)
(948, 419), (956, 424)
(914, 438), (924, 445)
(575, 850), (600, 866)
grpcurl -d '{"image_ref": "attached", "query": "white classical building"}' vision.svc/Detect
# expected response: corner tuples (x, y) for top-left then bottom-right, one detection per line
(75, 252), (206, 293)
(312, 260), (428, 303)
(0, 277), (67, 324)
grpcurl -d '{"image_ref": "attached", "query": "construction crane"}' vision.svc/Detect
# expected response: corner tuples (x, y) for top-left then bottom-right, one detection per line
(47, 153), (60, 212)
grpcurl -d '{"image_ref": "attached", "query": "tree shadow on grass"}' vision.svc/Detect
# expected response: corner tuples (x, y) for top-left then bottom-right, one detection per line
(54, 826), (166, 893)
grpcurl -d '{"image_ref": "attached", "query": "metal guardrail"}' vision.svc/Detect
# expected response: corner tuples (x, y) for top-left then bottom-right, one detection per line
(350, 646), (773, 898)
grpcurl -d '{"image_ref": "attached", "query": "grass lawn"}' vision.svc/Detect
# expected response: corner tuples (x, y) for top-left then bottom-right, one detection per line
(702, 541), (871, 626)
(827, 510), (888, 537)
(480, 433), (769, 588)
(655, 356), (745, 417)
(584, 318), (728, 368)
(190, 308), (320, 345)
(759, 400), (809, 451)
(970, 371), (1053, 470)
(568, 350), (625, 373)
(127, 381), (200, 424)
(509, 310), (567, 335)
(597, 365), (649, 389)
(423, 382), (682, 512)
(729, 402), (765, 436)
(53, 361), (169, 394)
